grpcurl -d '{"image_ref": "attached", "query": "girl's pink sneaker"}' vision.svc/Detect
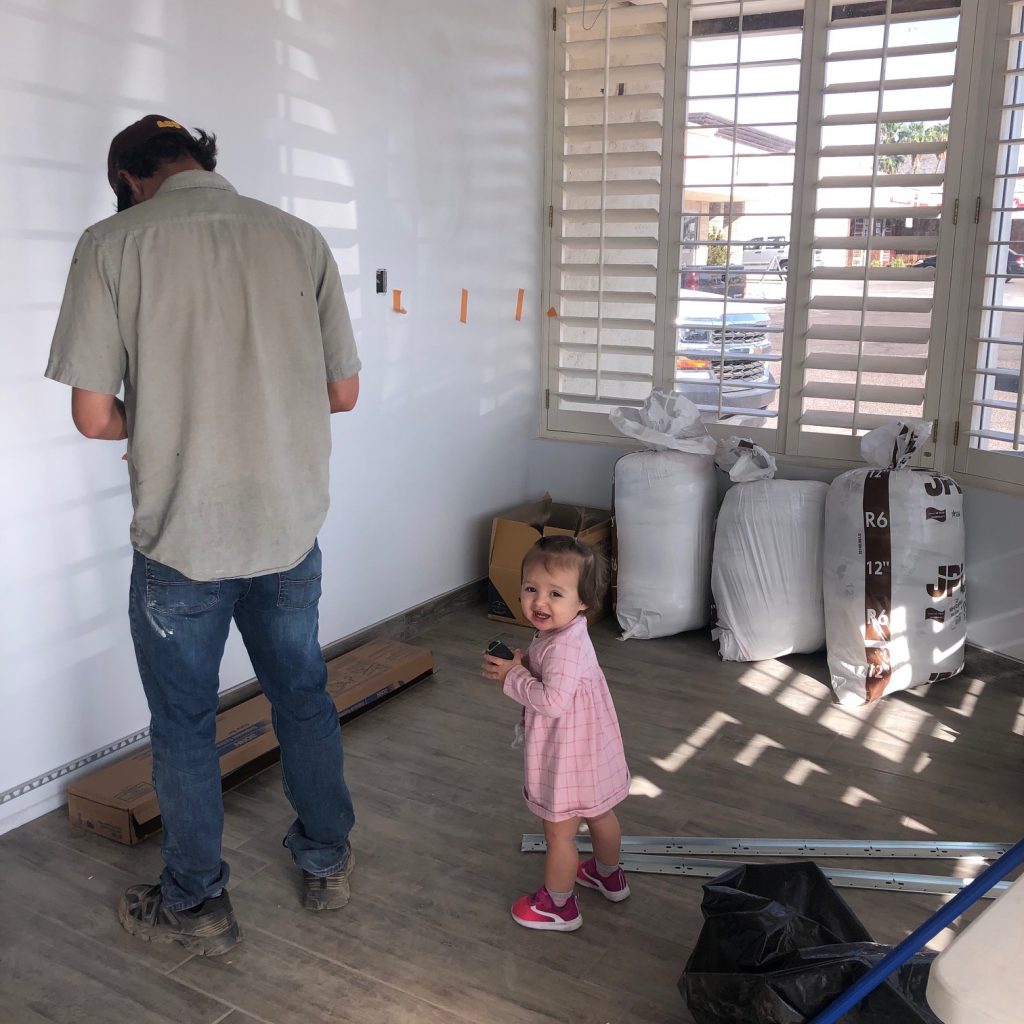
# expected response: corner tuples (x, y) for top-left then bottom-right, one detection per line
(510, 887), (583, 931)
(576, 857), (631, 902)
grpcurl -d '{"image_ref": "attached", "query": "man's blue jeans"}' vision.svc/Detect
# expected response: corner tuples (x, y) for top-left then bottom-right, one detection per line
(128, 541), (354, 912)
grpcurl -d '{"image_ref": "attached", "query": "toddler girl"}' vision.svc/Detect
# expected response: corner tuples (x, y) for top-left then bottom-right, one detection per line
(482, 535), (631, 931)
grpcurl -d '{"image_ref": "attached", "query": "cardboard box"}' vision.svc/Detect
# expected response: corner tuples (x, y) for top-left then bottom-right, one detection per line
(487, 495), (612, 629)
(67, 639), (434, 845)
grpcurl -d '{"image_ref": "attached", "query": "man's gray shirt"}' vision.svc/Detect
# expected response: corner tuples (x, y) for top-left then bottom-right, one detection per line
(46, 170), (361, 580)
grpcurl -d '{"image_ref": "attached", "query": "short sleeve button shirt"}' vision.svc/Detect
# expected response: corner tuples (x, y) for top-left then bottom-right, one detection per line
(46, 171), (360, 580)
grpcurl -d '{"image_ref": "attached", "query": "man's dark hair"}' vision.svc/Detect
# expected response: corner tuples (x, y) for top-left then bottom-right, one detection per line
(114, 129), (217, 212)
(116, 128), (218, 180)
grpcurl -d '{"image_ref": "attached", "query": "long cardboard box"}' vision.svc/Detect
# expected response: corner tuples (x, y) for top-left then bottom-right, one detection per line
(67, 639), (434, 845)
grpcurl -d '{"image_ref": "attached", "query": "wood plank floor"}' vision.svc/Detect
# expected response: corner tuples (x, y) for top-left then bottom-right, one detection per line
(1, 606), (1021, 1023)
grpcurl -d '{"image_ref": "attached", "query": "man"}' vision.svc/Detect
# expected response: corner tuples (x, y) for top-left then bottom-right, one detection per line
(45, 115), (361, 956)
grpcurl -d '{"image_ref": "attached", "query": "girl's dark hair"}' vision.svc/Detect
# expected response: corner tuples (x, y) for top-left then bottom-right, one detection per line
(521, 535), (607, 611)
(116, 128), (218, 181)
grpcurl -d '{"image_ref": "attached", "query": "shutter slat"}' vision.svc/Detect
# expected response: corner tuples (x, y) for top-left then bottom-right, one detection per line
(802, 353), (929, 375)
(559, 342), (656, 356)
(824, 75), (955, 95)
(819, 142), (949, 158)
(564, 5), (667, 31)
(563, 32), (667, 61)
(562, 180), (662, 196)
(558, 316), (656, 331)
(802, 382), (927, 404)
(816, 205), (943, 220)
(829, 6), (962, 29)
(811, 266), (935, 282)
(822, 108), (951, 127)
(813, 236), (938, 253)
(808, 295), (933, 314)
(563, 63), (665, 87)
(561, 208), (661, 224)
(825, 41), (956, 63)
(564, 122), (664, 142)
(563, 93), (664, 114)
(558, 368), (656, 384)
(560, 263), (659, 277)
(554, 393), (646, 409)
(559, 289), (658, 304)
(561, 236), (660, 250)
(799, 409), (910, 430)
(562, 152), (663, 169)
(818, 173), (945, 187)
(806, 324), (931, 344)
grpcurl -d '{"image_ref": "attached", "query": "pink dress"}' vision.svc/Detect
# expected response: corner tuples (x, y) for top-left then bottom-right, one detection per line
(503, 614), (631, 822)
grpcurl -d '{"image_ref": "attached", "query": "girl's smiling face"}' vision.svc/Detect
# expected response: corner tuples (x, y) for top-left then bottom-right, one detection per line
(520, 561), (587, 632)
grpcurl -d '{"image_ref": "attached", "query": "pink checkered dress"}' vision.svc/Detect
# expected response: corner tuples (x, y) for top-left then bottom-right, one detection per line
(503, 614), (630, 823)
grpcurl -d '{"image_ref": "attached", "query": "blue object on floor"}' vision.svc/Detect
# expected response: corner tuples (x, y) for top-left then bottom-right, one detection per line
(807, 838), (1024, 1024)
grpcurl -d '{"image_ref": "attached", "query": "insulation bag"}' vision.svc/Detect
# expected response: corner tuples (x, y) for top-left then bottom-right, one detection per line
(610, 391), (717, 639)
(712, 439), (828, 661)
(824, 422), (966, 705)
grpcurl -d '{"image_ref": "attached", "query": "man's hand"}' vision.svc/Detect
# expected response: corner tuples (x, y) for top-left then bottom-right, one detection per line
(327, 374), (359, 413)
(71, 387), (128, 440)
(481, 649), (522, 685)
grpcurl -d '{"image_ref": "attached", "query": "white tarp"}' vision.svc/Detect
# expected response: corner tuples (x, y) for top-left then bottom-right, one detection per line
(712, 439), (828, 661)
(823, 422), (966, 705)
(611, 391), (717, 639)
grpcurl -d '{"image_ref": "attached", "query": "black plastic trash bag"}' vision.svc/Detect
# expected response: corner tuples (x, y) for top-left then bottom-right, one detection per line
(679, 862), (940, 1024)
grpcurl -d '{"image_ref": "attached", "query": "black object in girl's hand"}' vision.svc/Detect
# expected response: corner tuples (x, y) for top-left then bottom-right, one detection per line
(486, 639), (515, 660)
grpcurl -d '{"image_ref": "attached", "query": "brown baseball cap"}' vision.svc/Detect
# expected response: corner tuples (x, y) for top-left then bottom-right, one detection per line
(107, 114), (193, 192)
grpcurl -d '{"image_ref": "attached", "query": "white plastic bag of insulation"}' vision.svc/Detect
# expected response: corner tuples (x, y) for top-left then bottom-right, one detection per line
(712, 438), (829, 661)
(610, 391), (717, 639)
(823, 421), (966, 705)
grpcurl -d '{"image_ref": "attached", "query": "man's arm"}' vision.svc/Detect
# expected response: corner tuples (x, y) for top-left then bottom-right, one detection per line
(327, 374), (359, 413)
(71, 387), (128, 440)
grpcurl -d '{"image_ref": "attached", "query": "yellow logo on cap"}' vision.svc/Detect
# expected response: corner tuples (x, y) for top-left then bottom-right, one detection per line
(156, 119), (182, 128)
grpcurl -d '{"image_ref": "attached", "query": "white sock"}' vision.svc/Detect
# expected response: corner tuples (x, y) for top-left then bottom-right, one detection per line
(596, 860), (619, 877)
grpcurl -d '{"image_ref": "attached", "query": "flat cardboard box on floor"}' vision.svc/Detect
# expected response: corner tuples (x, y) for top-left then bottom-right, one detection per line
(66, 639), (434, 845)
(487, 494), (612, 629)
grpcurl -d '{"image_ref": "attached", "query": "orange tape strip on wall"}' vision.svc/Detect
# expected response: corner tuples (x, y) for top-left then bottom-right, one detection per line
(516, 288), (525, 321)
(460, 288), (468, 323)
(392, 289), (407, 314)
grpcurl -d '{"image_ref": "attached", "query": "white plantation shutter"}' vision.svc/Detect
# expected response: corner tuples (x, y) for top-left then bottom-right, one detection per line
(673, 0), (807, 447)
(955, 0), (1024, 487)
(544, 1), (673, 436)
(785, 0), (970, 462)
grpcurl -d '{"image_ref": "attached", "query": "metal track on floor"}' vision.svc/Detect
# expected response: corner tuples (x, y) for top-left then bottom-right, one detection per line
(521, 834), (1014, 898)
(520, 834), (1011, 859)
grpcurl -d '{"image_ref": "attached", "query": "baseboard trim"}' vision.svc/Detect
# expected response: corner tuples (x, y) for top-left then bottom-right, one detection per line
(0, 578), (486, 811)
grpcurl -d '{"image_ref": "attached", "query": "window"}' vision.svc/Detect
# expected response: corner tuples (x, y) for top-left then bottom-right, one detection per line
(545, 1), (670, 435)
(543, 0), (1024, 490)
(955, 0), (1024, 487)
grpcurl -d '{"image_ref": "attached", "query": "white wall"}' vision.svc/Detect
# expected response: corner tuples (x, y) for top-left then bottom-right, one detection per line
(1, 0), (547, 832)
(527, 439), (1024, 662)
